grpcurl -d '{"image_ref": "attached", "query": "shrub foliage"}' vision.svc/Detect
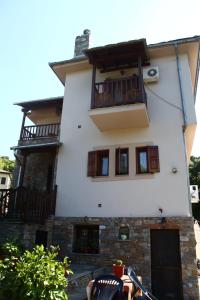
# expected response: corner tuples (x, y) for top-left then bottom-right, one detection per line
(0, 243), (72, 300)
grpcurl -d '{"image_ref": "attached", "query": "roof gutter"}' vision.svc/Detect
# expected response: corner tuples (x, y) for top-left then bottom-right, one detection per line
(149, 35), (200, 49)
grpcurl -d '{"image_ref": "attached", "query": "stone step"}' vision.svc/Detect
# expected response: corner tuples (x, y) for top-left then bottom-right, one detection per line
(68, 286), (87, 300)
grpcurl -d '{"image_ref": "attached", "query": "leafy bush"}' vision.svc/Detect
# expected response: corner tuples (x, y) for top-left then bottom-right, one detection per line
(0, 237), (24, 257)
(0, 244), (72, 300)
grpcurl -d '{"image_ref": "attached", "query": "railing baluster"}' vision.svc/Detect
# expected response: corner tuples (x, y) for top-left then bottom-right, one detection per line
(0, 187), (56, 223)
(20, 124), (60, 141)
(92, 75), (145, 109)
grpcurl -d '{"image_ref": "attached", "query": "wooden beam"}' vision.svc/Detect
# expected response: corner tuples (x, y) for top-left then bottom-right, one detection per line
(138, 56), (144, 99)
(19, 111), (27, 140)
(90, 65), (96, 109)
(100, 61), (150, 73)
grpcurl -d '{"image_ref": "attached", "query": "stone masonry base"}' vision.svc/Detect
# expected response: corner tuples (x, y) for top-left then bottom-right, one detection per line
(0, 216), (198, 299)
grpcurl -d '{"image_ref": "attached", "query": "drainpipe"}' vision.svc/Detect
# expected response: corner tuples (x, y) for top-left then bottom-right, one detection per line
(174, 43), (186, 129)
(174, 43), (192, 217)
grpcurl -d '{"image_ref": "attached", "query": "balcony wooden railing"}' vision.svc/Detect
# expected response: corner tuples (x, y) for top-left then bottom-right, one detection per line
(0, 186), (57, 224)
(20, 123), (60, 141)
(91, 75), (146, 109)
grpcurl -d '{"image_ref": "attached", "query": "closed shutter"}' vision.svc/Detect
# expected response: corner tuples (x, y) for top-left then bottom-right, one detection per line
(87, 151), (97, 177)
(148, 146), (160, 173)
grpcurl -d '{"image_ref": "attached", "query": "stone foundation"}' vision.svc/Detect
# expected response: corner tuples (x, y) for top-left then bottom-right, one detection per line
(0, 216), (198, 299)
(0, 220), (54, 249)
(52, 216), (199, 300)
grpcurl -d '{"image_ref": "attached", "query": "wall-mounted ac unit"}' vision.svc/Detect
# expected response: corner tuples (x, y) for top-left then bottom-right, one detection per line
(190, 185), (199, 203)
(143, 66), (159, 83)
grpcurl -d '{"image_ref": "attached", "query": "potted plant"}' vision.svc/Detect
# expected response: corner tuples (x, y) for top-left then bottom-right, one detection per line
(112, 259), (125, 278)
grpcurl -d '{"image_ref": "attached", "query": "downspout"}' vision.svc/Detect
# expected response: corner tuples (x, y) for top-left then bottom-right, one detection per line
(174, 43), (192, 217)
(174, 43), (186, 129)
(194, 41), (200, 101)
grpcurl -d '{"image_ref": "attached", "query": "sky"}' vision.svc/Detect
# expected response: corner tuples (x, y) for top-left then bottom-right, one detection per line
(0, 0), (199, 159)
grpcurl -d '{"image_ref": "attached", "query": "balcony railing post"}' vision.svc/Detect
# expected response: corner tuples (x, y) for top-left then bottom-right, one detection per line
(20, 123), (60, 141)
(91, 65), (96, 109)
(92, 74), (146, 109)
(19, 109), (27, 140)
(138, 56), (145, 102)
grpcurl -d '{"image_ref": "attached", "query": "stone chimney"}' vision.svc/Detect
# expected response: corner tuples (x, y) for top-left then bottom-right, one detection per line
(74, 29), (91, 57)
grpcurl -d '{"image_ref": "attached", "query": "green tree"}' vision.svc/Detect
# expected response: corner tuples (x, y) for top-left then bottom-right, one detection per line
(189, 156), (200, 220)
(0, 156), (15, 173)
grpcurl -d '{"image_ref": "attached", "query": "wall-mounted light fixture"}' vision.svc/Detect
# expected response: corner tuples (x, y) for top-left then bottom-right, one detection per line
(172, 167), (177, 174)
(158, 208), (166, 224)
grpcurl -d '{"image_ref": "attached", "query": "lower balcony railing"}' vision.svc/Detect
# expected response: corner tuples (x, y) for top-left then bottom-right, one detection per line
(0, 187), (57, 224)
(20, 123), (60, 141)
(92, 75), (146, 109)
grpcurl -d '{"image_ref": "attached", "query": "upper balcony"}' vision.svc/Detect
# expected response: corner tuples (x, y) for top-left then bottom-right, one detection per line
(85, 39), (150, 131)
(20, 123), (60, 141)
(89, 75), (148, 131)
(14, 96), (63, 149)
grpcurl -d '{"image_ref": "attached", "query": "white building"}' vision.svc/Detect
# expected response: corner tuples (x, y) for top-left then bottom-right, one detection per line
(2, 31), (200, 299)
(0, 169), (11, 189)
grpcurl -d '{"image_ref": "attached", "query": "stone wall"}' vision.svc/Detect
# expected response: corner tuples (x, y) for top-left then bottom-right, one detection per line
(74, 29), (90, 57)
(52, 216), (199, 300)
(0, 220), (53, 249)
(23, 151), (56, 191)
(0, 216), (198, 299)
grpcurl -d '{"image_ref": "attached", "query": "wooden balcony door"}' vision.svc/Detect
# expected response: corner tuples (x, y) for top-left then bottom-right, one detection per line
(150, 229), (183, 300)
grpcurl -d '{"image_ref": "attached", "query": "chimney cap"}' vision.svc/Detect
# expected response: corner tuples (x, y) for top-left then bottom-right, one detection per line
(83, 29), (91, 35)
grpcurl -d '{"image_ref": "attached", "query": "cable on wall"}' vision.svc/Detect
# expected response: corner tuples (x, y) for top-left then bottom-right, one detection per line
(145, 84), (183, 111)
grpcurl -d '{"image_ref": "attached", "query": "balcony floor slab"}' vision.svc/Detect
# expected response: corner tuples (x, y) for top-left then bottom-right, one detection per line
(89, 103), (149, 131)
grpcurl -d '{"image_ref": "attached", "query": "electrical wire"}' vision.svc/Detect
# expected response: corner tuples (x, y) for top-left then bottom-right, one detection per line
(145, 84), (183, 111)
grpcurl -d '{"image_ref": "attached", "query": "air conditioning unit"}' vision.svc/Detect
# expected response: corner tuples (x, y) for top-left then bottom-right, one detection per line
(190, 185), (199, 203)
(143, 66), (159, 83)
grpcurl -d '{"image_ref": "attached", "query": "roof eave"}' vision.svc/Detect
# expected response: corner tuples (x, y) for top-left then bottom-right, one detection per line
(14, 96), (64, 109)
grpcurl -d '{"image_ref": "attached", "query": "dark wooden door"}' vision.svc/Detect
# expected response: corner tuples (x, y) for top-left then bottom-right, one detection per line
(151, 229), (183, 300)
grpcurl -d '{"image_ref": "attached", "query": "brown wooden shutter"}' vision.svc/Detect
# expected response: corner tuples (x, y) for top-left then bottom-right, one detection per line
(148, 146), (160, 173)
(115, 148), (120, 175)
(87, 151), (97, 177)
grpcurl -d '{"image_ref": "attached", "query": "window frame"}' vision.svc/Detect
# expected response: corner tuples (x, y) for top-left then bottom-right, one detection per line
(87, 149), (109, 177)
(1, 177), (6, 185)
(96, 149), (109, 177)
(136, 147), (149, 174)
(73, 225), (99, 254)
(115, 148), (129, 176)
(136, 146), (160, 174)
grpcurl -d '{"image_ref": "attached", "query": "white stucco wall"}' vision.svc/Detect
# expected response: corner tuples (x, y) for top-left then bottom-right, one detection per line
(27, 107), (61, 125)
(55, 53), (195, 218)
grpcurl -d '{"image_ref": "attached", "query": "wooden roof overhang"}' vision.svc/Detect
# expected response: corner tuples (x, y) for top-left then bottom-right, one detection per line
(84, 38), (150, 72)
(11, 142), (62, 152)
(14, 96), (63, 112)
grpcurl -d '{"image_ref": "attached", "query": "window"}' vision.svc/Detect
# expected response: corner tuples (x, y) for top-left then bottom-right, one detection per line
(35, 230), (48, 248)
(136, 146), (160, 174)
(87, 150), (109, 177)
(119, 226), (129, 240)
(1, 177), (6, 185)
(115, 148), (129, 175)
(73, 225), (99, 254)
